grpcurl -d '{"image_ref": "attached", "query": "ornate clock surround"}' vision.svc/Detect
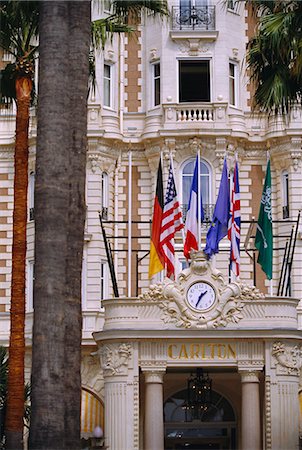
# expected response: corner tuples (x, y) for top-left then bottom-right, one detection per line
(140, 251), (264, 329)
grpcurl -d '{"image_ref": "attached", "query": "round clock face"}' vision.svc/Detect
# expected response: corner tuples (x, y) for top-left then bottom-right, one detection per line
(186, 282), (216, 311)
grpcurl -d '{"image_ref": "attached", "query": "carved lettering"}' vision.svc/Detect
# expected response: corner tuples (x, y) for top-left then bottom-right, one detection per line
(167, 343), (236, 361)
(168, 344), (177, 360)
(190, 344), (200, 359)
(227, 344), (236, 359)
(179, 344), (189, 359)
(218, 344), (226, 359)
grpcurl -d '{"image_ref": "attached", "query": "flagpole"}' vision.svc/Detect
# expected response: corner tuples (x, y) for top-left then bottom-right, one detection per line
(128, 149), (132, 297)
(170, 152), (186, 251)
(197, 147), (201, 251)
(266, 148), (273, 296)
(160, 151), (164, 278)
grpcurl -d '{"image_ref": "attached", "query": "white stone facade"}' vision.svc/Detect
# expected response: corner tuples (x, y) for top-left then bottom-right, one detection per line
(1, 1), (302, 448)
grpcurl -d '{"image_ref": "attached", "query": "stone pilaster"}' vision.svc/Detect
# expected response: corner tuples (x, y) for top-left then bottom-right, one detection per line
(99, 342), (139, 450)
(265, 340), (301, 450)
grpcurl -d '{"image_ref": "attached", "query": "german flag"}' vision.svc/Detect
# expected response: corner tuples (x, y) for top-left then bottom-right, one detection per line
(149, 159), (164, 278)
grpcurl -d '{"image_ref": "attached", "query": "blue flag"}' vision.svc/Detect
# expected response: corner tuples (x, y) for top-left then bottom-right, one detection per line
(204, 158), (230, 257)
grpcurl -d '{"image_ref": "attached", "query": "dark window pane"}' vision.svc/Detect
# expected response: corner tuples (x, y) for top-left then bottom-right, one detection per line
(154, 63), (160, 77)
(179, 60), (210, 102)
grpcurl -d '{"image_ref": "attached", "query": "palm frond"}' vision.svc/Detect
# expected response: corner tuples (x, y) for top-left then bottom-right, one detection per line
(247, 0), (302, 114)
(0, 1), (39, 58)
(112, 0), (169, 23)
(0, 64), (16, 104)
(92, 16), (133, 49)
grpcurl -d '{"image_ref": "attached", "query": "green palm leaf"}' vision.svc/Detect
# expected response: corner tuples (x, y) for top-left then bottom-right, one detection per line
(247, 0), (302, 114)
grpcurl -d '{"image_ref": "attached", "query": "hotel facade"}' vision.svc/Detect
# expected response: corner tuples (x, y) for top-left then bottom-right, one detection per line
(0, 1), (302, 449)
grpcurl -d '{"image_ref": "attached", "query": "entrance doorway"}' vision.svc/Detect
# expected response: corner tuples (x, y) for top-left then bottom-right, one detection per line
(164, 390), (237, 450)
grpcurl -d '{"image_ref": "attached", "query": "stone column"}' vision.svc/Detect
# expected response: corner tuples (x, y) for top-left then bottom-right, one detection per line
(144, 370), (165, 450)
(240, 370), (261, 450)
(99, 342), (139, 450)
(268, 341), (301, 450)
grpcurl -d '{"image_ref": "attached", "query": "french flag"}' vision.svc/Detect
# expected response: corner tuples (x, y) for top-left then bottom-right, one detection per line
(184, 156), (204, 259)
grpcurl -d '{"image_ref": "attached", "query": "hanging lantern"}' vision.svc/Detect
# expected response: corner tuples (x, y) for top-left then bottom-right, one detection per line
(184, 368), (212, 421)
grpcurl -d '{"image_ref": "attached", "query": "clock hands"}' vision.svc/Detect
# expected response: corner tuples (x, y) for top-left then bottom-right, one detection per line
(195, 291), (207, 308)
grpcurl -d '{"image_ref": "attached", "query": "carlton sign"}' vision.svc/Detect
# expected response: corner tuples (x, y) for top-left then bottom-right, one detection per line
(167, 342), (237, 362)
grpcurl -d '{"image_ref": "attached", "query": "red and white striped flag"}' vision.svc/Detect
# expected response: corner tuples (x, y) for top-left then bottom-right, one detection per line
(159, 159), (184, 279)
(228, 160), (241, 276)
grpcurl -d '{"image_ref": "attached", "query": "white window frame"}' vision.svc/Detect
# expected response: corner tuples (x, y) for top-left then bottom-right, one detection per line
(81, 251), (87, 309)
(101, 171), (109, 220)
(28, 171), (35, 221)
(180, 0), (209, 7)
(227, 0), (240, 13)
(152, 62), (161, 107)
(103, 63), (113, 108)
(100, 261), (109, 300)
(103, 0), (112, 13)
(179, 158), (213, 214)
(281, 170), (290, 219)
(26, 260), (34, 311)
(178, 58), (212, 103)
(229, 61), (239, 108)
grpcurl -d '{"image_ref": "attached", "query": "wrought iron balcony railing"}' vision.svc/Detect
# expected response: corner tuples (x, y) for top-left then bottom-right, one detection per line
(182, 203), (214, 224)
(171, 6), (215, 31)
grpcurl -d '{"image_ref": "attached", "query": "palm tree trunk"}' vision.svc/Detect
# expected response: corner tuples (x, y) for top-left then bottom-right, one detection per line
(5, 76), (32, 450)
(64, 2), (90, 449)
(29, 2), (90, 449)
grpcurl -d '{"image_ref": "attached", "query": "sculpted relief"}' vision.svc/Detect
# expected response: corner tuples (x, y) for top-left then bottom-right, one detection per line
(140, 251), (264, 330)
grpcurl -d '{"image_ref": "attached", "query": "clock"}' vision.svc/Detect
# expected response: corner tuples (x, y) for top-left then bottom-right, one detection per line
(186, 281), (217, 312)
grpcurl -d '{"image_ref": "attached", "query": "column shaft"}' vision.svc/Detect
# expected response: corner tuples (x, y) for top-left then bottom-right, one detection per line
(144, 371), (164, 450)
(241, 371), (261, 450)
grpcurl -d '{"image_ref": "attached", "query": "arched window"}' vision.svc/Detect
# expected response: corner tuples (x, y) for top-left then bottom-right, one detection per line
(101, 172), (109, 220)
(181, 158), (212, 220)
(164, 388), (237, 449)
(281, 170), (289, 219)
(81, 388), (104, 439)
(164, 389), (236, 423)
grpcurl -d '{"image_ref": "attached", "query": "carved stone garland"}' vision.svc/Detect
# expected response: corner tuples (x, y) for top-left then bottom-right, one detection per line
(99, 343), (132, 376)
(272, 341), (302, 376)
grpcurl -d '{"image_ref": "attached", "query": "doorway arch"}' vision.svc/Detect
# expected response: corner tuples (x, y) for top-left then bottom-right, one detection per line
(164, 389), (237, 450)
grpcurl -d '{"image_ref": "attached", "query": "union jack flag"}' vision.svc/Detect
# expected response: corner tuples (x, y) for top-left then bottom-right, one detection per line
(228, 160), (241, 276)
(160, 159), (184, 279)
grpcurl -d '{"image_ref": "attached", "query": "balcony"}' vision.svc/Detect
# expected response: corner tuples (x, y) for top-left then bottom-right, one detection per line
(171, 6), (216, 31)
(182, 203), (214, 224)
(155, 102), (228, 136)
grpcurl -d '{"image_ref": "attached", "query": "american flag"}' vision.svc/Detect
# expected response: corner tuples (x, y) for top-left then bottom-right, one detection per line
(228, 160), (241, 276)
(159, 159), (184, 279)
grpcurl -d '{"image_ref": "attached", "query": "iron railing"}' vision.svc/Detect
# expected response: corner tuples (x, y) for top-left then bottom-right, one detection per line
(182, 203), (215, 224)
(171, 6), (216, 31)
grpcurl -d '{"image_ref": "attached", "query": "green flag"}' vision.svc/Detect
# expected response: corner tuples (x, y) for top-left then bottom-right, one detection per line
(255, 160), (273, 279)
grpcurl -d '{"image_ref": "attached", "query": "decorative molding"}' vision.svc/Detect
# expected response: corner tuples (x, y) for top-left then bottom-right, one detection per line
(290, 150), (302, 172)
(87, 152), (116, 173)
(140, 251), (244, 329)
(238, 282), (265, 300)
(81, 353), (104, 397)
(239, 370), (260, 383)
(99, 343), (132, 376)
(132, 375), (140, 450)
(144, 370), (165, 384)
(215, 138), (227, 170)
(0, 151), (14, 161)
(178, 39), (212, 56)
(272, 341), (302, 376)
(149, 48), (158, 62)
(265, 376), (272, 450)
